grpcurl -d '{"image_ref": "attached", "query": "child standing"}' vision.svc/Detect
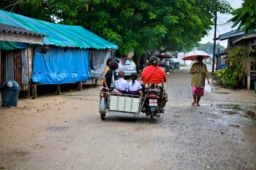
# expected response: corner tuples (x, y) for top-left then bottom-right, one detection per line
(103, 58), (113, 76)
(103, 60), (120, 93)
(128, 73), (142, 95)
(114, 70), (128, 94)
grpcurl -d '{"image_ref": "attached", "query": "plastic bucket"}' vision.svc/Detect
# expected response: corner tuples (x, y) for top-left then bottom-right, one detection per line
(1, 89), (19, 107)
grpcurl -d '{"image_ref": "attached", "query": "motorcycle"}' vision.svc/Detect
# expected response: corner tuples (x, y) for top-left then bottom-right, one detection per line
(141, 87), (161, 119)
(99, 86), (162, 122)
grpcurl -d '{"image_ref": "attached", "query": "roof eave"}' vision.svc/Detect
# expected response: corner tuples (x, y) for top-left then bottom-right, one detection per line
(0, 32), (44, 44)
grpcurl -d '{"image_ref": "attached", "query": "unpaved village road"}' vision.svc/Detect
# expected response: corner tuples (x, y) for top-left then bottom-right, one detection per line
(0, 66), (256, 170)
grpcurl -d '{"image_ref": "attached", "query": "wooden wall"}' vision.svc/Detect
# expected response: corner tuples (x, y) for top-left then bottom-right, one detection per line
(0, 47), (34, 90)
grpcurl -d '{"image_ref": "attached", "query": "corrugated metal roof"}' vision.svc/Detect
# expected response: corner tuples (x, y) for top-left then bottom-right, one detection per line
(217, 29), (256, 41)
(217, 30), (244, 40)
(232, 33), (256, 44)
(0, 23), (45, 37)
(0, 9), (118, 49)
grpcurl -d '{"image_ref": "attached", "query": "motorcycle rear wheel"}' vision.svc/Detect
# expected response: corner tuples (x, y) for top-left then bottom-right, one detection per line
(150, 111), (154, 121)
(101, 113), (106, 120)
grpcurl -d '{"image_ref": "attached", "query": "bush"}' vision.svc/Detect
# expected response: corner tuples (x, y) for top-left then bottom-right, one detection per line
(215, 46), (248, 88)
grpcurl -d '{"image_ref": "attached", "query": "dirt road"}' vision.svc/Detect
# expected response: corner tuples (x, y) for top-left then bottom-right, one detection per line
(0, 66), (256, 170)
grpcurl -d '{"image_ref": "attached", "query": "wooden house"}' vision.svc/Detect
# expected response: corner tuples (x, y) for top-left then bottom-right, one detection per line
(217, 30), (256, 90)
(0, 9), (118, 98)
(0, 24), (45, 92)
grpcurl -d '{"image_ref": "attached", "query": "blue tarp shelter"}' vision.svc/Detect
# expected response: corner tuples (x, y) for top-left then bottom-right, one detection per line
(0, 9), (118, 85)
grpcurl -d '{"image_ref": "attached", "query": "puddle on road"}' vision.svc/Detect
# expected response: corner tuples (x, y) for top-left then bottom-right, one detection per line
(220, 110), (238, 115)
(229, 124), (240, 128)
(173, 103), (255, 121)
(172, 115), (181, 118)
(46, 126), (70, 131)
(215, 91), (229, 94)
(210, 104), (256, 123)
(170, 102), (256, 163)
(172, 104), (255, 121)
(213, 104), (244, 110)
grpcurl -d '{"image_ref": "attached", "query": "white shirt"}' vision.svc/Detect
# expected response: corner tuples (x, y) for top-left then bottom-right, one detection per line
(128, 80), (142, 91)
(114, 78), (128, 91)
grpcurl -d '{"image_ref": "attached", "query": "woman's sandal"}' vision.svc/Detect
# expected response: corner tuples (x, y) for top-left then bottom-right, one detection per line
(191, 102), (196, 106)
(196, 103), (200, 106)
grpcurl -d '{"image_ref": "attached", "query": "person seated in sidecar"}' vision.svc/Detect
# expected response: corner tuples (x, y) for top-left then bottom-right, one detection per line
(128, 73), (142, 96)
(103, 60), (121, 94)
(114, 70), (128, 94)
(141, 56), (168, 112)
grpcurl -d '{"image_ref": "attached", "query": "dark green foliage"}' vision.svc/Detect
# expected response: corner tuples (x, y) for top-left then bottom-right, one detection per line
(215, 46), (248, 88)
(229, 0), (256, 33)
(0, 0), (232, 56)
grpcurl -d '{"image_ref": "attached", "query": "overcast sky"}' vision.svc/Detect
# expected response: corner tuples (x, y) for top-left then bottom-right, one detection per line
(200, 0), (243, 47)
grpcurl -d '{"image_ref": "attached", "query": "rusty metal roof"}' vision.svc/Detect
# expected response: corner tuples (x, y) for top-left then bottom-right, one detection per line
(0, 23), (45, 37)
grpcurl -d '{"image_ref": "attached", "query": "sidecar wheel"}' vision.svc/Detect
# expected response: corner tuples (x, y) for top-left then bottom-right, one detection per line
(101, 113), (106, 120)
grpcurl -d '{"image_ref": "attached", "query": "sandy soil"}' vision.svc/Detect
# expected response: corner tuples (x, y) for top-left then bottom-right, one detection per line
(0, 66), (256, 170)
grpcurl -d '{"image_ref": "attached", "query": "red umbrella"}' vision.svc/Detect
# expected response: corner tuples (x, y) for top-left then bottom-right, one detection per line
(182, 50), (210, 60)
(155, 54), (173, 58)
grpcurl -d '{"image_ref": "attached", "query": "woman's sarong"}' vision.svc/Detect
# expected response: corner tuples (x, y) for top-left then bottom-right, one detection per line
(192, 86), (204, 96)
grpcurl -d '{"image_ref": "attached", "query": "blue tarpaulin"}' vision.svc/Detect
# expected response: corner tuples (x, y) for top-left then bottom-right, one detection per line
(0, 10), (118, 85)
(32, 47), (91, 84)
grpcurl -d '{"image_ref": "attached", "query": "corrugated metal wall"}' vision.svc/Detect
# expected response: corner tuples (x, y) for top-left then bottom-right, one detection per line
(13, 51), (23, 85)
(0, 48), (32, 90)
(0, 51), (6, 84)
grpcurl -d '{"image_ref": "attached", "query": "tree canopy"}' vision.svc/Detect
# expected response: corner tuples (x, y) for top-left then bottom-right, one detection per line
(198, 42), (226, 54)
(229, 0), (256, 33)
(0, 0), (232, 56)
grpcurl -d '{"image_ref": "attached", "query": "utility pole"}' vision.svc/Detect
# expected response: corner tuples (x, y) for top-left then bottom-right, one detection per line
(212, 11), (217, 73)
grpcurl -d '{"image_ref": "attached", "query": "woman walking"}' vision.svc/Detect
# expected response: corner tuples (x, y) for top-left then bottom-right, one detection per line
(190, 55), (210, 106)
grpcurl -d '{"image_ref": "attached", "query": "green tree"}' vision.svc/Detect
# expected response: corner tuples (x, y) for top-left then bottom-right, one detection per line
(229, 0), (256, 33)
(198, 42), (226, 54)
(0, 0), (232, 56)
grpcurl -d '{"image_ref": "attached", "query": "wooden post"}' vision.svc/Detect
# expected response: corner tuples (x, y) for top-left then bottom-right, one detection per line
(57, 85), (61, 95)
(94, 79), (98, 87)
(78, 82), (82, 91)
(27, 84), (30, 99)
(91, 78), (94, 87)
(216, 48), (220, 69)
(247, 59), (251, 90)
(212, 11), (217, 73)
(0, 49), (1, 83)
(32, 84), (37, 99)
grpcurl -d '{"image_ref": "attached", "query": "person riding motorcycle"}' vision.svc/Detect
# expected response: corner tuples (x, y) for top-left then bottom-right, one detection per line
(141, 56), (168, 113)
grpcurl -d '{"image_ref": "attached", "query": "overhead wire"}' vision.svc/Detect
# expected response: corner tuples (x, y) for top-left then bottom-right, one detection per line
(216, 0), (237, 26)
(217, 22), (230, 26)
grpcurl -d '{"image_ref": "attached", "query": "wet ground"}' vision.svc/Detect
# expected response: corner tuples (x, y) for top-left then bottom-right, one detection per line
(0, 65), (256, 170)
